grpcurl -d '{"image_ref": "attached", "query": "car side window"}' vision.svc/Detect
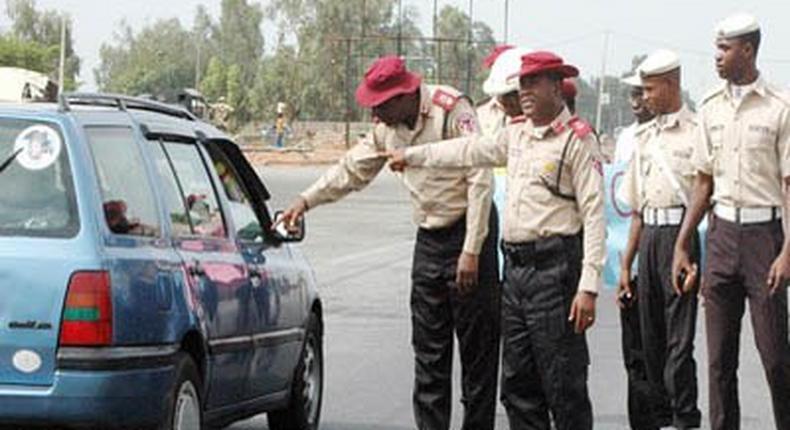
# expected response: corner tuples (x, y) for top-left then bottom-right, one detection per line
(148, 141), (193, 237)
(206, 146), (265, 243)
(161, 141), (226, 239)
(85, 126), (160, 237)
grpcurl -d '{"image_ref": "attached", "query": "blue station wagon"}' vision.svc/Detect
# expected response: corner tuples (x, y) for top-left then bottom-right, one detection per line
(0, 94), (323, 430)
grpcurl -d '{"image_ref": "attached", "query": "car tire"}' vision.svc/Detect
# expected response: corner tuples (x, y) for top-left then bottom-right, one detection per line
(160, 353), (203, 430)
(268, 313), (323, 430)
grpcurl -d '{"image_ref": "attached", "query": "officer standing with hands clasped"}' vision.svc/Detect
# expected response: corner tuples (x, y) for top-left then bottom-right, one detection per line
(388, 51), (605, 430)
(277, 55), (501, 430)
(618, 49), (701, 429)
(672, 13), (790, 430)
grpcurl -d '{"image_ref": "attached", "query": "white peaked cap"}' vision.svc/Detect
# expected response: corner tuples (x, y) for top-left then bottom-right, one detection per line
(483, 47), (532, 97)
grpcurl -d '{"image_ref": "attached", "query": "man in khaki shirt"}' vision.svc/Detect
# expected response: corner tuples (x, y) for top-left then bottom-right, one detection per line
(278, 56), (499, 430)
(389, 51), (603, 430)
(617, 49), (701, 429)
(672, 14), (790, 430)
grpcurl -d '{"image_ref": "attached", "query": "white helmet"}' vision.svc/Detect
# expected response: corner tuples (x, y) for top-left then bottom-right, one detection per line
(483, 46), (532, 97)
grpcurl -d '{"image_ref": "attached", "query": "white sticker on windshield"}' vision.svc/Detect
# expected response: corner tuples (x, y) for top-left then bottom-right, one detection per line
(14, 125), (62, 171)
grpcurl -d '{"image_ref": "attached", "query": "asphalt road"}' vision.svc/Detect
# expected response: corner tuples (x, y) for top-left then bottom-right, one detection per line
(228, 165), (775, 430)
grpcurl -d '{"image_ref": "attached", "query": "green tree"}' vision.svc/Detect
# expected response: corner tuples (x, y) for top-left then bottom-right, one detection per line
(434, 5), (496, 102)
(0, 34), (58, 73)
(216, 0), (263, 85)
(200, 56), (227, 101)
(225, 63), (243, 113)
(95, 18), (197, 97)
(3, 0), (80, 89)
(264, 0), (423, 121)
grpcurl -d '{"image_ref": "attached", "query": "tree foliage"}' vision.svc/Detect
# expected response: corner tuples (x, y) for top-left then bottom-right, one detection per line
(95, 18), (197, 98)
(90, 0), (647, 134)
(2, 0), (80, 90)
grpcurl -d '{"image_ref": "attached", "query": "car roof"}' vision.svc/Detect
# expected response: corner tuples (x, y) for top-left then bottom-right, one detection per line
(0, 93), (231, 143)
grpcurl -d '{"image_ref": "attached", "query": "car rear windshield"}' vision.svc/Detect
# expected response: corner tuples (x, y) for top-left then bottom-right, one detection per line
(0, 118), (78, 238)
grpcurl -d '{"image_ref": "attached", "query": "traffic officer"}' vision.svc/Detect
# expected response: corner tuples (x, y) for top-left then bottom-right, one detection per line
(615, 65), (662, 430)
(477, 44), (515, 137)
(278, 56), (500, 430)
(615, 73), (655, 163)
(672, 13), (790, 430)
(618, 49), (701, 429)
(388, 51), (605, 430)
(482, 46), (530, 126)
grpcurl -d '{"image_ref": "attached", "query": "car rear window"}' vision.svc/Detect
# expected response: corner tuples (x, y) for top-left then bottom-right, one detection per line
(0, 118), (78, 238)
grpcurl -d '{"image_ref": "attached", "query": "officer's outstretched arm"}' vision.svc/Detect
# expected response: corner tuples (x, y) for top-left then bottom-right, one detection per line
(404, 130), (508, 169)
(300, 136), (387, 210)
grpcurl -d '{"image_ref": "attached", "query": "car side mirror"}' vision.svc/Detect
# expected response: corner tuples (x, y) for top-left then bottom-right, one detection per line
(272, 210), (305, 243)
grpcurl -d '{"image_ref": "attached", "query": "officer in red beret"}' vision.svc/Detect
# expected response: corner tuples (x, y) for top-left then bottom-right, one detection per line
(388, 51), (604, 430)
(278, 56), (500, 430)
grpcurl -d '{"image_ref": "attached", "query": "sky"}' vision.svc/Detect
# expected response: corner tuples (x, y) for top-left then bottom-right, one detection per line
(1, 0), (789, 100)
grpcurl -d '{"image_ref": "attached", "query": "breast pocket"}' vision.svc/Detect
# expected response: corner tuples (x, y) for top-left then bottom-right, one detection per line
(745, 124), (777, 150)
(532, 156), (572, 200)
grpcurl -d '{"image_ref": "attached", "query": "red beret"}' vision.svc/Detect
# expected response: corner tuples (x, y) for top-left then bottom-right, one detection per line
(355, 55), (422, 108)
(482, 44), (515, 69)
(561, 79), (577, 100)
(519, 51), (579, 79)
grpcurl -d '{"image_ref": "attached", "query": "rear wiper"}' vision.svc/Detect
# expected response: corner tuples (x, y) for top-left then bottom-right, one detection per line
(0, 147), (22, 175)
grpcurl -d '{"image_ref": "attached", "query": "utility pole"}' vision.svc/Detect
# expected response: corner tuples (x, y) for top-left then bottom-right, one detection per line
(57, 15), (66, 95)
(594, 31), (610, 133)
(465, 0), (473, 94)
(434, 0), (441, 82)
(397, 0), (403, 56)
(504, 0), (509, 43)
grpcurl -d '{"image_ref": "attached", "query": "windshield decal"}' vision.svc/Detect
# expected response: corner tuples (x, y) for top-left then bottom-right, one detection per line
(14, 125), (62, 171)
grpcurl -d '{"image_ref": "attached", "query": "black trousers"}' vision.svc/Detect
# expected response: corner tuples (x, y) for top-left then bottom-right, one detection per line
(411, 207), (500, 430)
(500, 234), (593, 430)
(636, 225), (701, 429)
(621, 296), (670, 430)
(703, 216), (790, 430)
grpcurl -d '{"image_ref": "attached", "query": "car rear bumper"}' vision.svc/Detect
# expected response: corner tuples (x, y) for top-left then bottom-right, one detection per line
(0, 345), (180, 429)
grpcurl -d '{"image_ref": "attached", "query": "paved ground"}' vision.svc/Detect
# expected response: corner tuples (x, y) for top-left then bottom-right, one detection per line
(229, 166), (776, 430)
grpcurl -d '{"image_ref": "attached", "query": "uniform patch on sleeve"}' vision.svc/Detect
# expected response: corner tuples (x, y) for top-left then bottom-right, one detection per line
(455, 112), (479, 135)
(568, 116), (593, 139)
(432, 89), (460, 112)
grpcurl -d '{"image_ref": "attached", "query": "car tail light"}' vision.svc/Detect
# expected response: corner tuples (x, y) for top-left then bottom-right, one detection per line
(59, 271), (113, 346)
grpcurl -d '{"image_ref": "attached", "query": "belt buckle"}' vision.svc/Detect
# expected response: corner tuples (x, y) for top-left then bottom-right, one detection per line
(735, 207), (741, 224)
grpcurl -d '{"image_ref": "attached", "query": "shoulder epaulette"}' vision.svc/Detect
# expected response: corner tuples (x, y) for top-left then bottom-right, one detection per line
(432, 88), (461, 112)
(700, 84), (726, 106)
(567, 116), (593, 139)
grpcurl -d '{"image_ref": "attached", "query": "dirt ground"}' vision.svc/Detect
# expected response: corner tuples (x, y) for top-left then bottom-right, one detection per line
(241, 143), (348, 166)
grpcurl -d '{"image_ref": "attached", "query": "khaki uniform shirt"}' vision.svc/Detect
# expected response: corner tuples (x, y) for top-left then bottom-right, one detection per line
(620, 105), (698, 210)
(405, 107), (605, 294)
(693, 76), (790, 207)
(477, 98), (507, 138)
(301, 84), (494, 255)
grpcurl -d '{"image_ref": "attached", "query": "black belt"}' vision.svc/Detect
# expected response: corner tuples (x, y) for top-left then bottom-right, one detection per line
(502, 233), (581, 267)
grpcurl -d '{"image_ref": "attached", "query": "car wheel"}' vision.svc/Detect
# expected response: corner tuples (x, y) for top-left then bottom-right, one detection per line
(161, 353), (203, 430)
(268, 313), (323, 430)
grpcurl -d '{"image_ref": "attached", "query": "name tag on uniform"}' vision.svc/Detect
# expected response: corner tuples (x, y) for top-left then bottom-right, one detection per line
(748, 124), (777, 138)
